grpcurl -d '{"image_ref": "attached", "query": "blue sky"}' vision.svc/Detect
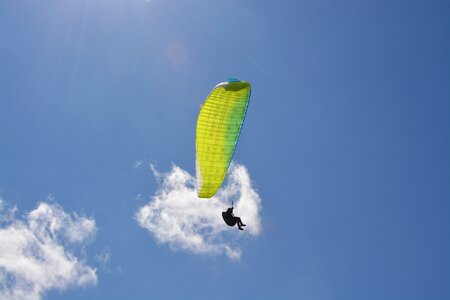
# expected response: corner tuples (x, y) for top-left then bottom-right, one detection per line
(1, 0), (449, 299)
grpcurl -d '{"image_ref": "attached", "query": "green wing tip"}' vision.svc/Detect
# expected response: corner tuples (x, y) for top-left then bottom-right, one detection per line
(224, 80), (250, 92)
(227, 78), (241, 83)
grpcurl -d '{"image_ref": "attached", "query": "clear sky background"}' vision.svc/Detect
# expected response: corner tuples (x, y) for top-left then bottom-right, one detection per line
(1, 0), (449, 299)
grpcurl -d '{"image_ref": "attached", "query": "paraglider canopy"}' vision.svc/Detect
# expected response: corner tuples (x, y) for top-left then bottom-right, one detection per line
(195, 79), (251, 198)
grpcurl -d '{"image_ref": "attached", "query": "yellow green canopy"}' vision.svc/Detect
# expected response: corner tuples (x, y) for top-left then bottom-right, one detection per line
(196, 79), (251, 198)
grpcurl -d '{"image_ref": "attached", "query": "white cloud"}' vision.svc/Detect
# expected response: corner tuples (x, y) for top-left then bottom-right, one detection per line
(0, 202), (98, 300)
(135, 163), (262, 260)
(94, 247), (122, 274)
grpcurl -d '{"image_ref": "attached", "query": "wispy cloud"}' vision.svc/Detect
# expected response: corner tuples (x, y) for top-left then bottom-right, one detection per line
(0, 201), (97, 299)
(94, 247), (121, 274)
(95, 247), (111, 266)
(135, 163), (262, 260)
(133, 160), (143, 169)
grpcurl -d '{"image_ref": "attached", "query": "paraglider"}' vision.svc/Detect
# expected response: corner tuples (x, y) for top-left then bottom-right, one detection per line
(222, 202), (246, 230)
(195, 78), (251, 199)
